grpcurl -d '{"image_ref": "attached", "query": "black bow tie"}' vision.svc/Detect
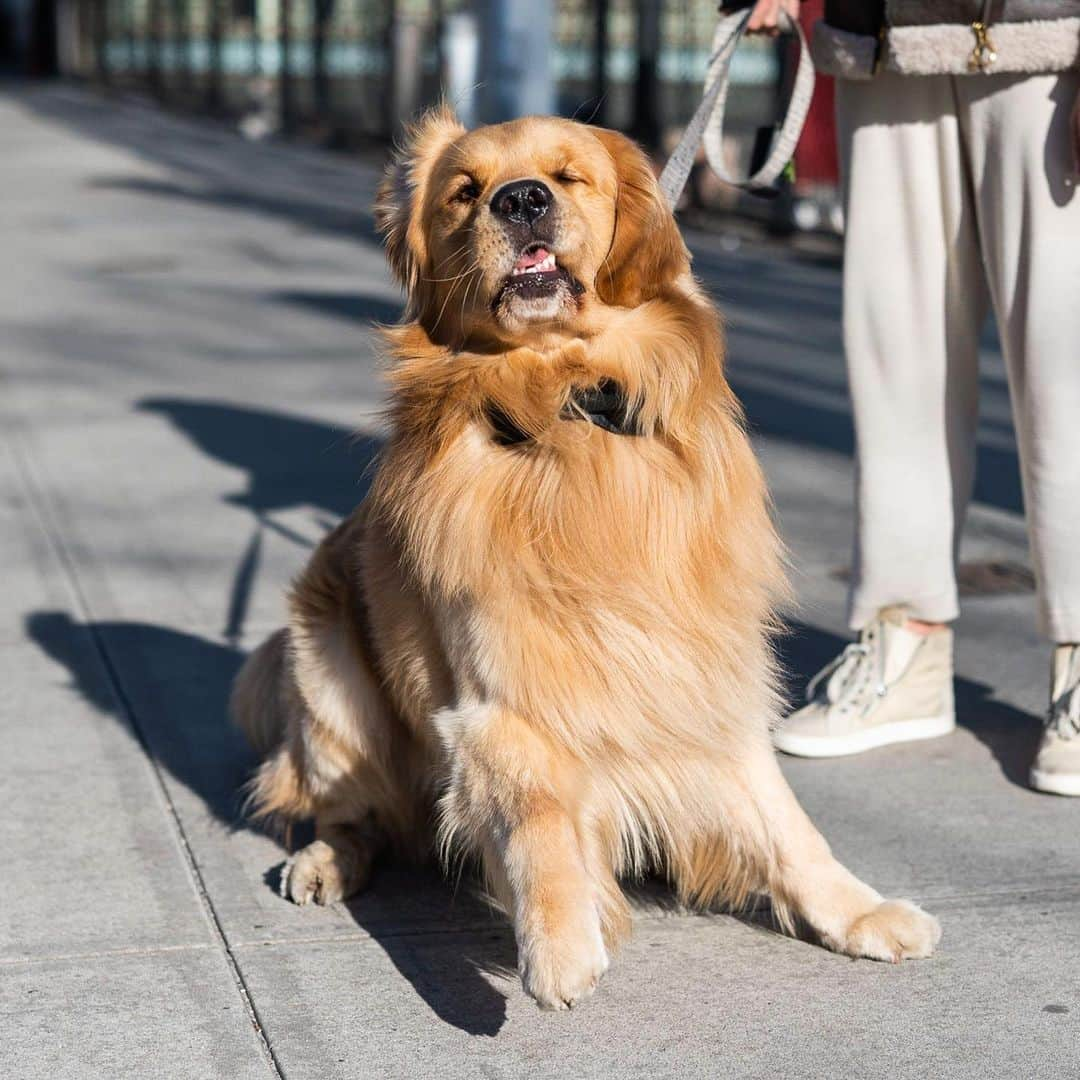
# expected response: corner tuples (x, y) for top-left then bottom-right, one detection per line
(486, 379), (641, 447)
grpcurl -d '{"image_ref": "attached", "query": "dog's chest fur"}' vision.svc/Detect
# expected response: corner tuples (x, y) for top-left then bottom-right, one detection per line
(369, 345), (782, 756)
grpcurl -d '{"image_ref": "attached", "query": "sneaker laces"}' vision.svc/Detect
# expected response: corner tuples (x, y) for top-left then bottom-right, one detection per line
(805, 628), (886, 716)
(1047, 650), (1080, 740)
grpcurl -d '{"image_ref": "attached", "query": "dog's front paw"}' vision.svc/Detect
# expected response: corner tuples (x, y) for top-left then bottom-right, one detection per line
(518, 905), (610, 1010)
(280, 838), (372, 906)
(838, 899), (941, 962)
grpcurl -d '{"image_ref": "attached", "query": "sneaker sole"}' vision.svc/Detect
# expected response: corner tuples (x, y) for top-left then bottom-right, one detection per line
(1029, 769), (1080, 797)
(773, 713), (955, 759)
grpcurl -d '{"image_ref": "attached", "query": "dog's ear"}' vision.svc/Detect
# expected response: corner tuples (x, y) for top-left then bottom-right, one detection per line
(375, 104), (466, 294)
(591, 127), (690, 307)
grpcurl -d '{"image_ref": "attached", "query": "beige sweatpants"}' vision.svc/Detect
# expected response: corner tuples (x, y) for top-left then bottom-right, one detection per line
(837, 70), (1080, 643)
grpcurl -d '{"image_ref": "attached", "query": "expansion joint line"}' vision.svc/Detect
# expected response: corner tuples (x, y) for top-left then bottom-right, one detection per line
(4, 425), (286, 1080)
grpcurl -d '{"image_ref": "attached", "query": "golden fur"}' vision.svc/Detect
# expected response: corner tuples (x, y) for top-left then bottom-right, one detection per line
(232, 109), (940, 1009)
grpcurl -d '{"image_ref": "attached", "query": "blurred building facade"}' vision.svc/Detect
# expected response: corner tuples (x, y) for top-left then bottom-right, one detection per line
(47, 0), (785, 144)
(25, 0), (837, 230)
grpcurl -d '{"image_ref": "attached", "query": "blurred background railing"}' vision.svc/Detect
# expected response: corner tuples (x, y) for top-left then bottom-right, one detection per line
(5, 0), (840, 231)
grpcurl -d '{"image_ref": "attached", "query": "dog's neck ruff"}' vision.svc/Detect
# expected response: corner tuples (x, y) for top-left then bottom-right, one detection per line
(486, 379), (641, 447)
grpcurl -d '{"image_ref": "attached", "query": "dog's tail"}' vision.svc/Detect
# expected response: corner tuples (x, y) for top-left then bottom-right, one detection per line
(231, 628), (314, 826)
(230, 628), (291, 756)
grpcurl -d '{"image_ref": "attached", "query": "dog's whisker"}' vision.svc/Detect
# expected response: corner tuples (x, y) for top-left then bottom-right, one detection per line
(424, 255), (482, 286)
(459, 268), (481, 325)
(431, 243), (471, 273)
(430, 260), (477, 333)
(423, 270), (475, 284)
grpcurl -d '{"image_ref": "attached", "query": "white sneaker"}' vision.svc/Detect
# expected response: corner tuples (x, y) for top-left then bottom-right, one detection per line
(774, 608), (955, 758)
(1030, 645), (1080, 797)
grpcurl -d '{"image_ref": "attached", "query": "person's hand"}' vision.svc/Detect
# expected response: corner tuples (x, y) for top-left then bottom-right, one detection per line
(746, 0), (801, 35)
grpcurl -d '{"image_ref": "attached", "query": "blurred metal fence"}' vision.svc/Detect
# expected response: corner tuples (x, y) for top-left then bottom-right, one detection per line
(57, 0), (780, 145)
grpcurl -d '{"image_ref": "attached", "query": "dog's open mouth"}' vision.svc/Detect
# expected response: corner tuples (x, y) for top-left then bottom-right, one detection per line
(496, 244), (580, 306)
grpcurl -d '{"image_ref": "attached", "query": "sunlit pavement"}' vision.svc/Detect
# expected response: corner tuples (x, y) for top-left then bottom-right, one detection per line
(2, 84), (1075, 1079)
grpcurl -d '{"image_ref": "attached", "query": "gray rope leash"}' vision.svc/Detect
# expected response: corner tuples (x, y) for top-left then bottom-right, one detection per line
(658, 7), (816, 209)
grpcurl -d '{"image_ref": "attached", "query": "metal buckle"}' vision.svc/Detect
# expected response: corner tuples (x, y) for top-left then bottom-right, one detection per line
(968, 21), (998, 73)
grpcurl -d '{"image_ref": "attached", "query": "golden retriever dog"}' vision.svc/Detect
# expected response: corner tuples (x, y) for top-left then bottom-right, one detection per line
(232, 107), (940, 1009)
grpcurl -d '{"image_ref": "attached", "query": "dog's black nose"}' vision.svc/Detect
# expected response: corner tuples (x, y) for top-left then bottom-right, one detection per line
(490, 180), (551, 226)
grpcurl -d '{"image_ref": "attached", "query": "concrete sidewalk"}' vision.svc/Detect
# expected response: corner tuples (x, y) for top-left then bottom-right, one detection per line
(1, 84), (1075, 1079)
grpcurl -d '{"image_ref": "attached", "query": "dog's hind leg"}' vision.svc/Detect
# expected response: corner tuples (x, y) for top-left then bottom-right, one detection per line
(243, 689), (399, 905)
(281, 813), (386, 906)
(731, 740), (941, 961)
(236, 524), (421, 907)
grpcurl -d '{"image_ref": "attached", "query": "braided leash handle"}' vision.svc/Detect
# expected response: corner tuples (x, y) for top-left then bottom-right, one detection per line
(658, 8), (815, 209)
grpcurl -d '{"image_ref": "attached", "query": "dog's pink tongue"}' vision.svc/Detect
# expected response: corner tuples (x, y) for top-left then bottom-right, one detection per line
(513, 247), (550, 272)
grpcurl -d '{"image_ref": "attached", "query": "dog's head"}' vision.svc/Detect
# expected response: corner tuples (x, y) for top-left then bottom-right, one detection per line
(375, 107), (690, 344)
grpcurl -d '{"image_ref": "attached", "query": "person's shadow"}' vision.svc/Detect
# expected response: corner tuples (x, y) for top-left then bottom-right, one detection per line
(138, 396), (381, 642)
(137, 396), (381, 521)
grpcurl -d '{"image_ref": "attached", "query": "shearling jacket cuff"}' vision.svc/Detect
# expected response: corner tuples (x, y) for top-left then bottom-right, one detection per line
(812, 16), (1080, 79)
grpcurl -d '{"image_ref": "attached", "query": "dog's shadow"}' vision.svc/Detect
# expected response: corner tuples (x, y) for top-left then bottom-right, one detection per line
(262, 857), (517, 1036)
(26, 607), (518, 1034)
(24, 397), (519, 1035)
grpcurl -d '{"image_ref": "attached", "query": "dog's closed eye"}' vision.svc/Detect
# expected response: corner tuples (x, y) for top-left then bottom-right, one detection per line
(452, 178), (481, 204)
